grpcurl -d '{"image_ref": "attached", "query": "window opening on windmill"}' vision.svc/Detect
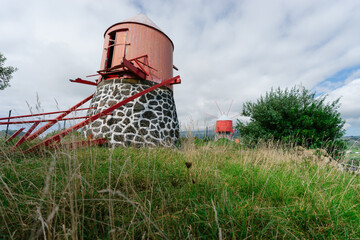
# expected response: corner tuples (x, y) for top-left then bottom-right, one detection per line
(105, 29), (129, 69)
(105, 31), (116, 69)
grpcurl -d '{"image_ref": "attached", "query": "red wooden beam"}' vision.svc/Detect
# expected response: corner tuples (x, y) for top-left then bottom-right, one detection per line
(0, 107), (95, 121)
(97, 63), (123, 73)
(122, 57), (146, 79)
(5, 128), (25, 143)
(131, 57), (157, 71)
(26, 94), (94, 142)
(25, 75), (181, 153)
(11, 122), (39, 151)
(70, 78), (97, 86)
(86, 73), (101, 77)
(97, 56), (153, 80)
(136, 59), (157, 71)
(134, 59), (149, 76)
(0, 116), (96, 125)
(128, 54), (148, 61)
(0, 113), (112, 125)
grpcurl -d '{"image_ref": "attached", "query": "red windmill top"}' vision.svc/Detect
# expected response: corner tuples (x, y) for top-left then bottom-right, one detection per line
(215, 114), (234, 135)
(207, 101), (239, 139)
(97, 14), (177, 90)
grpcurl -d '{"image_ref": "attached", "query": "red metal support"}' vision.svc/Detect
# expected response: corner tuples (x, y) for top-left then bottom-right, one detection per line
(135, 59), (158, 71)
(26, 94), (94, 142)
(137, 59), (157, 71)
(170, 77), (181, 85)
(70, 78), (98, 86)
(5, 128), (25, 143)
(0, 107), (95, 121)
(98, 64), (123, 73)
(128, 54), (148, 61)
(122, 57), (146, 79)
(134, 59), (149, 75)
(128, 54), (157, 72)
(25, 75), (181, 153)
(0, 116), (102, 125)
(86, 73), (101, 77)
(97, 56), (156, 81)
(11, 122), (40, 151)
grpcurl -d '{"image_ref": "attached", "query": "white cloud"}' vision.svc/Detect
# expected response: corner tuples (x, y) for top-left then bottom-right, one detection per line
(326, 78), (360, 136)
(327, 78), (360, 117)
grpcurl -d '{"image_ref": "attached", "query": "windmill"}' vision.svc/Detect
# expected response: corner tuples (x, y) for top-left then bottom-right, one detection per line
(207, 100), (238, 140)
(0, 14), (182, 152)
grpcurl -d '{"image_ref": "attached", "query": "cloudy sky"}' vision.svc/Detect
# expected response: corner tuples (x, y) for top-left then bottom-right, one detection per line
(1, 0), (360, 136)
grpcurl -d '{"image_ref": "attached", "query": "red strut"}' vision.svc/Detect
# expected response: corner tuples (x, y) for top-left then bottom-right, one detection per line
(26, 94), (94, 142)
(25, 76), (181, 153)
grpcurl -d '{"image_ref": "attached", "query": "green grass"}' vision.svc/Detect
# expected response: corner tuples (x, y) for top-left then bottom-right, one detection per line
(1, 139), (360, 239)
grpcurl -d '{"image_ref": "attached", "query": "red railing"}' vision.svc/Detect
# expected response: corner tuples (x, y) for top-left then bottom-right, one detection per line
(2, 74), (181, 153)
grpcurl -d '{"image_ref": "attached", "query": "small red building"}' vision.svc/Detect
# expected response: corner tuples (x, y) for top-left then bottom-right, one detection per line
(215, 115), (234, 139)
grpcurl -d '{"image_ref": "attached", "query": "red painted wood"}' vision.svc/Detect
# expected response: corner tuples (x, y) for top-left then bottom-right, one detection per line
(5, 128), (25, 143)
(0, 107), (95, 121)
(26, 94), (94, 141)
(70, 78), (97, 86)
(25, 76), (181, 153)
(11, 122), (40, 151)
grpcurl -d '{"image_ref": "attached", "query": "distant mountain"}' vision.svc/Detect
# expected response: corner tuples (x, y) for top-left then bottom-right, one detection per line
(344, 136), (360, 148)
(181, 131), (360, 141)
(2, 128), (357, 142)
(180, 129), (241, 139)
(344, 136), (360, 141)
(181, 129), (214, 138)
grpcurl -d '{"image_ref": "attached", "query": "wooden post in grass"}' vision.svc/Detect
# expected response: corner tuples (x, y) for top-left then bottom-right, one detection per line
(5, 110), (11, 138)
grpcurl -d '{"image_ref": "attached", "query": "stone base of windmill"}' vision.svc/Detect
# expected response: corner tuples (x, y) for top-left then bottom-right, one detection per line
(83, 78), (179, 147)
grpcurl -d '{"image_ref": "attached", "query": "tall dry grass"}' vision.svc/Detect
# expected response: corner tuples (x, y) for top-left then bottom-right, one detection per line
(1, 137), (360, 239)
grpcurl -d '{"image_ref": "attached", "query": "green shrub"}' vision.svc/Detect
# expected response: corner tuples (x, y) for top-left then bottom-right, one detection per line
(0, 52), (17, 90)
(236, 86), (346, 159)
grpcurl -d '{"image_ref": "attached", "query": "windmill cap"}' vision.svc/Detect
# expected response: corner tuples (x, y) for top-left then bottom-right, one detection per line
(104, 14), (174, 48)
(217, 115), (232, 121)
(122, 14), (162, 31)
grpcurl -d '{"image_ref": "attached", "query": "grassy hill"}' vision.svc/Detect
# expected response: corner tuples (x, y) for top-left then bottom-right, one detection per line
(344, 136), (360, 166)
(1, 139), (360, 239)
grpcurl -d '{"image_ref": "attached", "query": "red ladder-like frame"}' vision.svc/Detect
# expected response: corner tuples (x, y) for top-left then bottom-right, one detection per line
(25, 75), (180, 153)
(1, 75), (181, 152)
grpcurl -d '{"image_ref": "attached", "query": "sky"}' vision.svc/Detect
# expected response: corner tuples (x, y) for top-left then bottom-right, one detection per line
(1, 0), (360, 136)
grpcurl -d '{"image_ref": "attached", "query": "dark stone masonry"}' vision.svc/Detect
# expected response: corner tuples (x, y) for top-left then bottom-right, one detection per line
(84, 78), (179, 147)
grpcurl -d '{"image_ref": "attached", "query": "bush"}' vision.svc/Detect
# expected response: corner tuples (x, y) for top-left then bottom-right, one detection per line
(236, 86), (346, 159)
(0, 52), (17, 90)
